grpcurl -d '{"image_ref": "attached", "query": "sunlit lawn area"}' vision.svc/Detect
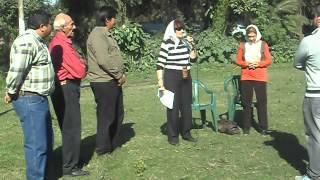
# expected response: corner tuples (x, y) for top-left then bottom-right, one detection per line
(0, 63), (308, 179)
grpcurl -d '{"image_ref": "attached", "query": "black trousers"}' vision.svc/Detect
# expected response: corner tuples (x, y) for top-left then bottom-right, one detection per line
(240, 80), (268, 130)
(51, 79), (81, 173)
(90, 81), (124, 155)
(164, 69), (193, 142)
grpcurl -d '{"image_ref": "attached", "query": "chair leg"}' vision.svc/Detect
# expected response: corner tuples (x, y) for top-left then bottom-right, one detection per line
(228, 103), (236, 121)
(211, 108), (219, 132)
(200, 110), (206, 128)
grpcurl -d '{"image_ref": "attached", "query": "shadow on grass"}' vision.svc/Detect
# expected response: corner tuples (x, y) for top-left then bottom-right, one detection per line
(264, 130), (308, 174)
(46, 123), (135, 179)
(0, 108), (13, 116)
(45, 135), (96, 180)
(116, 122), (136, 148)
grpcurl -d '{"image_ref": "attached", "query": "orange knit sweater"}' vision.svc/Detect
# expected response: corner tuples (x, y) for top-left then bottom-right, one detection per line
(236, 41), (272, 82)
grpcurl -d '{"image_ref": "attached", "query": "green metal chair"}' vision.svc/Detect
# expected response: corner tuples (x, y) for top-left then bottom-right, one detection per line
(223, 75), (256, 121)
(191, 80), (219, 132)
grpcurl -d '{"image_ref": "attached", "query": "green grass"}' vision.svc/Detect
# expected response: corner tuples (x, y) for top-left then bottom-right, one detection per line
(0, 63), (308, 180)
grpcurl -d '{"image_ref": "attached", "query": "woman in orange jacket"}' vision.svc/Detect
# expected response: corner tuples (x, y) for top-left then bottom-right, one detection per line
(236, 24), (272, 135)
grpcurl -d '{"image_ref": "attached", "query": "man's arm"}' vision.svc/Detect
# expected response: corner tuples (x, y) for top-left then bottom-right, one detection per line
(5, 40), (34, 102)
(89, 34), (124, 80)
(6, 41), (34, 94)
(294, 38), (308, 71)
(51, 44), (87, 79)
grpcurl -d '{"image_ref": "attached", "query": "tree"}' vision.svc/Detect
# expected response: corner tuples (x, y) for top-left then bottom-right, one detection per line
(18, 0), (25, 34)
(0, 0), (54, 71)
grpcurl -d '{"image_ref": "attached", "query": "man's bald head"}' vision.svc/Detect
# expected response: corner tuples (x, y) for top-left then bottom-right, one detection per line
(53, 13), (72, 30)
(53, 13), (76, 37)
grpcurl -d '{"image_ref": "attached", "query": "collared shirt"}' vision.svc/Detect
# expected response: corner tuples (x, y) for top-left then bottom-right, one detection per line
(49, 31), (86, 81)
(6, 29), (55, 96)
(87, 27), (124, 82)
(294, 27), (320, 97)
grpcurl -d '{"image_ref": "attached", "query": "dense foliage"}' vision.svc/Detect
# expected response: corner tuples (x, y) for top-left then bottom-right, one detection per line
(113, 22), (157, 73)
(1, 0), (320, 73)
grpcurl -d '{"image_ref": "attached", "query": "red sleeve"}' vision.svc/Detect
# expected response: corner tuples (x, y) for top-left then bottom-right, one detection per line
(61, 45), (86, 79)
(258, 42), (272, 68)
(236, 43), (248, 68)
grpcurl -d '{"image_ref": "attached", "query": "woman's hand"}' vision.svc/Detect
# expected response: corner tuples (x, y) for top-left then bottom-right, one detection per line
(186, 36), (194, 47)
(158, 79), (166, 91)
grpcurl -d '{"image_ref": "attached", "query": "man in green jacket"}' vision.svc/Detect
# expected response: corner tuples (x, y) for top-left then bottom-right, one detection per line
(86, 6), (126, 156)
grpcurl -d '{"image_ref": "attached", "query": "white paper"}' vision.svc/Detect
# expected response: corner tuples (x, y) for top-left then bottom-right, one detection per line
(157, 89), (174, 109)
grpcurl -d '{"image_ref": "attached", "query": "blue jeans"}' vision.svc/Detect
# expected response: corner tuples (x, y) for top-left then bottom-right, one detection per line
(12, 95), (53, 180)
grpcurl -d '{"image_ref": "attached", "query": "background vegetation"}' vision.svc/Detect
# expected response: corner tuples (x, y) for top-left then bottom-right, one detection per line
(1, 0), (320, 73)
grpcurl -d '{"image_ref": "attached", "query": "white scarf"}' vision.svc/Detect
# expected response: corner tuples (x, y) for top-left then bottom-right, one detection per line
(163, 20), (181, 49)
(244, 24), (263, 62)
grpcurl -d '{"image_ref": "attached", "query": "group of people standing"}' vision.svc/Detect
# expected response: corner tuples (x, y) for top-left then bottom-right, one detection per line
(4, 6), (124, 179)
(3, 3), (320, 180)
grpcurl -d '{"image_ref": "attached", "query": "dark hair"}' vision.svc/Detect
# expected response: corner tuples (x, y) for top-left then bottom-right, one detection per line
(28, 10), (52, 29)
(96, 6), (117, 26)
(174, 20), (184, 31)
(246, 27), (257, 35)
(313, 4), (320, 18)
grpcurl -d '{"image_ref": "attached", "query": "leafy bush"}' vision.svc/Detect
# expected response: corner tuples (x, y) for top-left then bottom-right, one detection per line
(229, 0), (267, 15)
(269, 39), (299, 63)
(196, 29), (238, 63)
(113, 21), (162, 73)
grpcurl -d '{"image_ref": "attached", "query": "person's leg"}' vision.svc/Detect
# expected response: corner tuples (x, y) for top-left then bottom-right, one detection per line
(180, 77), (193, 138)
(61, 81), (81, 174)
(50, 81), (65, 129)
(111, 87), (124, 149)
(13, 95), (52, 180)
(91, 81), (118, 154)
(254, 81), (268, 130)
(304, 97), (320, 179)
(164, 69), (181, 144)
(240, 80), (254, 133)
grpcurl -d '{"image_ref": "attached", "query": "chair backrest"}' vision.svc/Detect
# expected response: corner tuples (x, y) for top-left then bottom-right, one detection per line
(224, 75), (241, 103)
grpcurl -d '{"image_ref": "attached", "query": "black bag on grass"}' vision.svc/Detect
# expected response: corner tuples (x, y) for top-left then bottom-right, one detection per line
(218, 119), (240, 135)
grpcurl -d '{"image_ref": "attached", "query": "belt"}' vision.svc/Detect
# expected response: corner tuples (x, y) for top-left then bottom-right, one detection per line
(60, 79), (81, 86)
(19, 91), (41, 96)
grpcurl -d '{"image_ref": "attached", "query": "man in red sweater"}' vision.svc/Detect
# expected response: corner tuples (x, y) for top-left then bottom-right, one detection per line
(49, 13), (89, 177)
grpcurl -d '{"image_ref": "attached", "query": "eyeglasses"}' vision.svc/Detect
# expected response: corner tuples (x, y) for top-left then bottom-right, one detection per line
(248, 35), (256, 38)
(175, 27), (184, 31)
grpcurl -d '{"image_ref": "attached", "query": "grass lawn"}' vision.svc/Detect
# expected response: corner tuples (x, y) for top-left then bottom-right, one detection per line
(0, 63), (308, 180)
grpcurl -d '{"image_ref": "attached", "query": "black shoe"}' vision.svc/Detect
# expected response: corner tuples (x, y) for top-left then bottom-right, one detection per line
(168, 138), (179, 146)
(64, 169), (90, 177)
(168, 140), (179, 146)
(182, 135), (197, 142)
(258, 129), (269, 136)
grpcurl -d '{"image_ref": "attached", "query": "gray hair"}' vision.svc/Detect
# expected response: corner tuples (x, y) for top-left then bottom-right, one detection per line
(53, 13), (70, 30)
(53, 17), (66, 30)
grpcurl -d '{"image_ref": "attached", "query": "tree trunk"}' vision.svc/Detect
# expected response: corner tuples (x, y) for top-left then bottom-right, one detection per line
(18, 0), (25, 34)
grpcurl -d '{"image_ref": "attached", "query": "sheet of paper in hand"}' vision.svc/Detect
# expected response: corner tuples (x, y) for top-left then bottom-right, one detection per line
(157, 89), (174, 109)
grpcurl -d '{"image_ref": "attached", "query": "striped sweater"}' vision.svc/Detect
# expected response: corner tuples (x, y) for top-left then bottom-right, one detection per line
(156, 39), (192, 70)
